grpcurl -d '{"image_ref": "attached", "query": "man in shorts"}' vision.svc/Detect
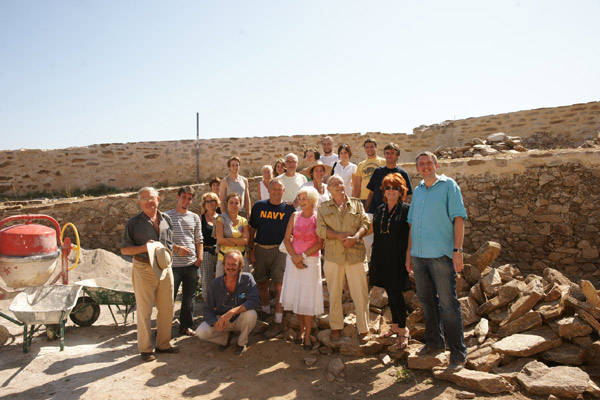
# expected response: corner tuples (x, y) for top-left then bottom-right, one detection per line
(249, 178), (295, 338)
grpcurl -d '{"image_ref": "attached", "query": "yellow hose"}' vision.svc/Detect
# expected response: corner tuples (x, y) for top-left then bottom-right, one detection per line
(61, 222), (81, 270)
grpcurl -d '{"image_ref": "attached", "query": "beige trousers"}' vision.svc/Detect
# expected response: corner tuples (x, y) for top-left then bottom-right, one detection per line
(323, 260), (370, 334)
(132, 258), (174, 353)
(195, 310), (257, 346)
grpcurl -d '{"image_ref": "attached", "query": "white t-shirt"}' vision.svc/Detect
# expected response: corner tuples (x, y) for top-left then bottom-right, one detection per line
(320, 153), (339, 167)
(278, 173), (308, 203)
(301, 181), (331, 207)
(259, 180), (270, 200)
(332, 162), (357, 196)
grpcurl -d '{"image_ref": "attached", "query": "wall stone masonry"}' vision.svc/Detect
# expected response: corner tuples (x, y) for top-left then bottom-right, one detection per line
(1, 101), (598, 196)
(1, 149), (599, 283)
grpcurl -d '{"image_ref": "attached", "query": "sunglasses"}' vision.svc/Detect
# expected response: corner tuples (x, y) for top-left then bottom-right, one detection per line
(205, 199), (217, 204)
(384, 186), (401, 191)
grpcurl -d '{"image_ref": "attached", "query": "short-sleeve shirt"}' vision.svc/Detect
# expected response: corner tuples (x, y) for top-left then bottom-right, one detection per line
(366, 166), (413, 213)
(249, 200), (295, 245)
(407, 174), (467, 259)
(356, 156), (386, 200)
(216, 215), (248, 261)
(122, 211), (174, 262)
(320, 153), (339, 167)
(165, 210), (203, 267)
(278, 173), (308, 204)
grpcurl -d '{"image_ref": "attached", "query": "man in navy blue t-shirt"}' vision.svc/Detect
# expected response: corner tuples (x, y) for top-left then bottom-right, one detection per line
(365, 143), (412, 214)
(249, 178), (295, 338)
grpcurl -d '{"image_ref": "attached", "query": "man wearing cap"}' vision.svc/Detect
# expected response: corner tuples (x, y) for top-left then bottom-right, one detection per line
(248, 178), (295, 338)
(121, 186), (179, 362)
(166, 186), (203, 337)
(196, 250), (260, 356)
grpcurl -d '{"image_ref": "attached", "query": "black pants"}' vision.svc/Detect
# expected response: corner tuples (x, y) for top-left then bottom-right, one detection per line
(173, 265), (199, 330)
(384, 283), (407, 328)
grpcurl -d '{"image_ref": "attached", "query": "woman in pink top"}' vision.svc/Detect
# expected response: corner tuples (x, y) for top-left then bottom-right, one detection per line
(280, 186), (324, 350)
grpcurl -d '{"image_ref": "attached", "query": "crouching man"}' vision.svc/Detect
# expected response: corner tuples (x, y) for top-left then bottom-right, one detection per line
(196, 250), (260, 355)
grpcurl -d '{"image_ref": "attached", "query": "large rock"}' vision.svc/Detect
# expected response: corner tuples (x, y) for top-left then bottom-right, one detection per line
(488, 308), (508, 325)
(541, 343), (587, 365)
(460, 296), (481, 326)
(493, 357), (536, 383)
(462, 264), (481, 286)
(581, 280), (600, 307)
(480, 268), (502, 298)
(516, 360), (590, 399)
(577, 310), (600, 335)
(465, 345), (502, 372)
(469, 282), (485, 305)
(543, 268), (585, 300)
(328, 358), (345, 375)
(497, 311), (542, 337)
(534, 298), (566, 321)
(465, 241), (501, 272)
(477, 280), (523, 315)
(317, 329), (343, 349)
(340, 338), (383, 357)
(433, 366), (513, 394)
(551, 315), (593, 339)
(565, 296), (600, 320)
(492, 326), (562, 357)
(474, 318), (489, 344)
(369, 286), (388, 309)
(496, 264), (520, 282)
(407, 346), (448, 370)
(500, 278), (544, 326)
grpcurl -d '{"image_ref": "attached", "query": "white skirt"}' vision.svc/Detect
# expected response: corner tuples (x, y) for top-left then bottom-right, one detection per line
(280, 255), (324, 316)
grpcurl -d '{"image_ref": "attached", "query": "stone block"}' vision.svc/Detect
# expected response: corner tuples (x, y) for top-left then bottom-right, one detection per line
(501, 278), (544, 326)
(369, 286), (388, 308)
(480, 268), (502, 298)
(460, 296), (481, 326)
(488, 308), (508, 325)
(340, 338), (383, 357)
(541, 343), (587, 365)
(402, 290), (421, 312)
(497, 311), (542, 337)
(492, 326), (562, 357)
(581, 280), (600, 307)
(469, 282), (485, 305)
(577, 310), (600, 335)
(534, 298), (566, 321)
(477, 279), (523, 315)
(516, 360), (590, 399)
(465, 241), (501, 272)
(328, 357), (345, 375)
(462, 263), (481, 285)
(544, 268), (585, 301)
(496, 263), (520, 282)
(493, 357), (536, 383)
(551, 315), (593, 339)
(566, 296), (600, 320)
(474, 318), (489, 344)
(407, 346), (448, 370)
(433, 366), (513, 394)
(317, 329), (344, 350)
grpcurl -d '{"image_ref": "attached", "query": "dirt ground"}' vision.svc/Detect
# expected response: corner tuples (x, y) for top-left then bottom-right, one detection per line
(0, 249), (540, 400)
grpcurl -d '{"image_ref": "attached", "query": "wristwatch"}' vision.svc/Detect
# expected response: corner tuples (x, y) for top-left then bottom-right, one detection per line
(453, 248), (463, 253)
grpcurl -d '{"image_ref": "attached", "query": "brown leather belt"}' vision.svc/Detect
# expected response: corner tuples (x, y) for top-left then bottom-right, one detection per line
(133, 255), (150, 263)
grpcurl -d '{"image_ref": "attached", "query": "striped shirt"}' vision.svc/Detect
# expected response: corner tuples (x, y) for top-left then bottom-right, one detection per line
(165, 210), (203, 267)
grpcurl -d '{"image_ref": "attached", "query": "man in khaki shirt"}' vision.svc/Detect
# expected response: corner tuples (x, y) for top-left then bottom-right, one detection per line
(317, 174), (371, 344)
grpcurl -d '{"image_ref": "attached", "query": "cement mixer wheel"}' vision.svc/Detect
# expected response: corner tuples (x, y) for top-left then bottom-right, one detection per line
(70, 296), (101, 327)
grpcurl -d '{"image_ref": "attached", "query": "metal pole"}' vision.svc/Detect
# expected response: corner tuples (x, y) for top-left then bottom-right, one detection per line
(196, 112), (200, 184)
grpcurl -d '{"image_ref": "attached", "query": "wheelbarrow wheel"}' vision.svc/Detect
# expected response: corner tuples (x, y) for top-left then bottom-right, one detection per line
(70, 296), (101, 326)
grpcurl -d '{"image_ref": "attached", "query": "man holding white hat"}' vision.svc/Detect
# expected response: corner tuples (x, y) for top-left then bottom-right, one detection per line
(122, 186), (179, 362)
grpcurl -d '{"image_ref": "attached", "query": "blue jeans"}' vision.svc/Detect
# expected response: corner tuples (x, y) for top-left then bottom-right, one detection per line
(173, 265), (199, 331)
(411, 255), (466, 362)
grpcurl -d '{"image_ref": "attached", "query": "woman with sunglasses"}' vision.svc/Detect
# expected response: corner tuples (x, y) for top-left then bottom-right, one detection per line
(199, 192), (220, 302)
(369, 172), (412, 349)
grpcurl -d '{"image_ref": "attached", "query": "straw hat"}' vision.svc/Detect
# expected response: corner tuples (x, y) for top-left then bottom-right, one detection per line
(301, 160), (332, 179)
(147, 241), (173, 280)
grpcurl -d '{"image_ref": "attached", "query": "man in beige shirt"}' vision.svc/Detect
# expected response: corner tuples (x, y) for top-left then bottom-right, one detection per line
(317, 174), (371, 344)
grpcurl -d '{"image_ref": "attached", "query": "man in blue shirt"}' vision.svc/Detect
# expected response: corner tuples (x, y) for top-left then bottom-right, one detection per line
(195, 250), (260, 355)
(406, 151), (467, 371)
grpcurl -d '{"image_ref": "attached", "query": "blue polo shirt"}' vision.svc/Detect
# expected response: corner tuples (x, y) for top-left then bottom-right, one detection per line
(407, 174), (467, 259)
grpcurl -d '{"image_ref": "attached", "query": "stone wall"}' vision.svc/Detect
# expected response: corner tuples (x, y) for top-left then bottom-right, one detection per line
(1, 101), (598, 196)
(2, 149), (599, 283)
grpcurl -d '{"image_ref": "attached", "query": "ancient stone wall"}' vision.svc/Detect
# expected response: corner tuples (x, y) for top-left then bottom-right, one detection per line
(2, 149), (599, 283)
(1, 101), (598, 196)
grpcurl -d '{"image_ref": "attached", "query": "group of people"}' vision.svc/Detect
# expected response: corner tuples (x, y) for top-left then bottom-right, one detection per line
(121, 136), (469, 372)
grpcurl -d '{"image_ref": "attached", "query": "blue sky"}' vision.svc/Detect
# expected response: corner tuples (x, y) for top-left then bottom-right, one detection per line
(1, 0), (599, 150)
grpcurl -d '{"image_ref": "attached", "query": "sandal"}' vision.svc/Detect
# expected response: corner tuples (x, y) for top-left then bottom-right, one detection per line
(397, 330), (410, 349)
(179, 327), (196, 337)
(378, 330), (397, 339)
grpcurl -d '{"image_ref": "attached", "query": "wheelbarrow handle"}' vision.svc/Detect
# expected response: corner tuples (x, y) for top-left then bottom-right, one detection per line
(0, 214), (62, 245)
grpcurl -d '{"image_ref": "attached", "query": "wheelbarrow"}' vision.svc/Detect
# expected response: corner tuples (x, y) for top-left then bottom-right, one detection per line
(70, 278), (136, 328)
(7, 284), (82, 353)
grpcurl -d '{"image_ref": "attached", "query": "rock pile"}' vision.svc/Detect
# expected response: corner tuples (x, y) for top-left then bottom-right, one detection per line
(272, 240), (600, 398)
(435, 132), (528, 159)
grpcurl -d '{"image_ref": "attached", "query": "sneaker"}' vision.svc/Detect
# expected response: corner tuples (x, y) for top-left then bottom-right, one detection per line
(155, 346), (180, 354)
(141, 352), (156, 362)
(447, 359), (466, 372)
(264, 322), (283, 339)
(234, 344), (246, 356)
